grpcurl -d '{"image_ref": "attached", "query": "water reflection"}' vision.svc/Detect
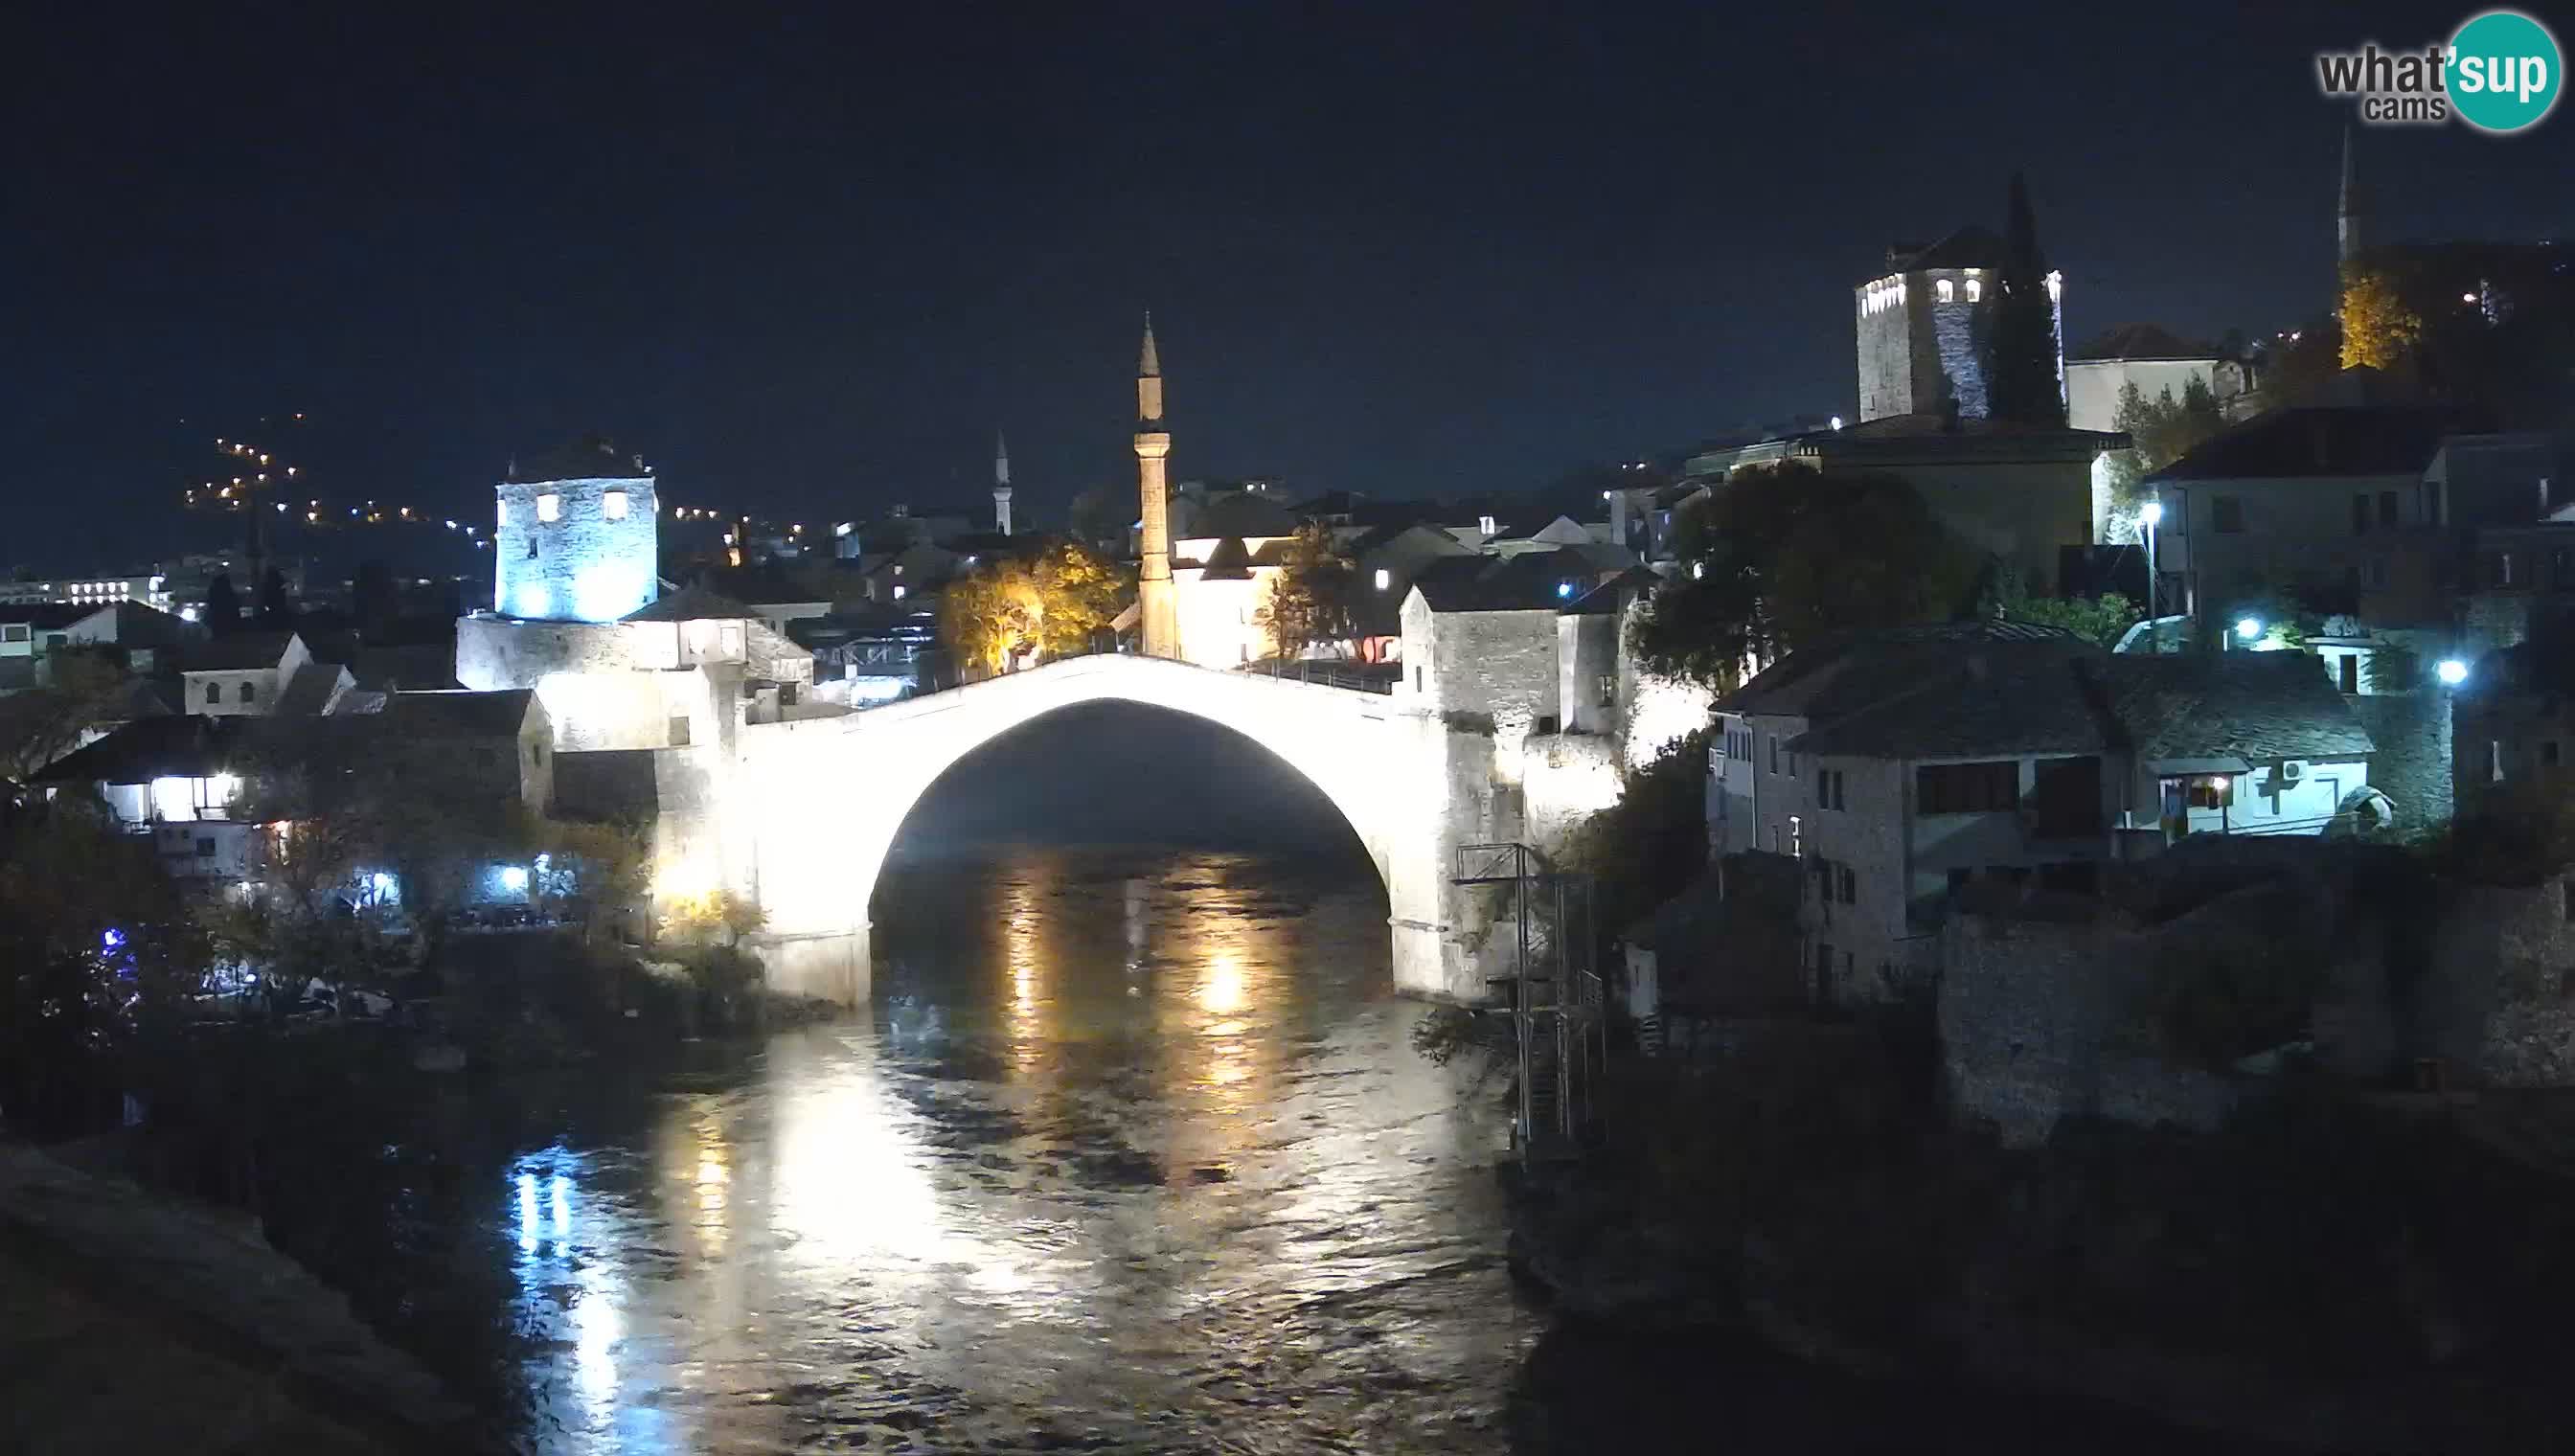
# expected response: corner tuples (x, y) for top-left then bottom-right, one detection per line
(486, 848), (1517, 1452)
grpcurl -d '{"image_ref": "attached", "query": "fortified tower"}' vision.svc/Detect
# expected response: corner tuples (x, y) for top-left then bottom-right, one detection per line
(1854, 226), (2063, 422)
(492, 434), (659, 623)
(992, 430), (1014, 536)
(1133, 315), (1181, 659)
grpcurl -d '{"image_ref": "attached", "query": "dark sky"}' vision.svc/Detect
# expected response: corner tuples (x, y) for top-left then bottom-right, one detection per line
(11, 2), (2574, 562)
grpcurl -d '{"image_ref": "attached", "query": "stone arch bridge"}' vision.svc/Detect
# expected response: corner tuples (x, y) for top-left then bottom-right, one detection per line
(716, 654), (1517, 1006)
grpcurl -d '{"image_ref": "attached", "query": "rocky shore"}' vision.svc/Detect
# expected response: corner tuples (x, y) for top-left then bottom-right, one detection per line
(0, 1143), (489, 1454)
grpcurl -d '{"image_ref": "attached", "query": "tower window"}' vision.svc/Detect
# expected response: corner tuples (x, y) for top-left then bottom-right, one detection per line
(1374, 568), (1391, 591)
(603, 489), (628, 520)
(1966, 279), (1983, 303)
(497, 500), (510, 527)
(536, 493), (561, 522)
(1936, 279), (1954, 303)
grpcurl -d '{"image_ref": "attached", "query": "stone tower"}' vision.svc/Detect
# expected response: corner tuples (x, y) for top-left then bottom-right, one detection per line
(1854, 225), (2062, 423)
(492, 434), (658, 623)
(1133, 314), (1180, 659)
(2336, 124), (2365, 267)
(992, 430), (1014, 536)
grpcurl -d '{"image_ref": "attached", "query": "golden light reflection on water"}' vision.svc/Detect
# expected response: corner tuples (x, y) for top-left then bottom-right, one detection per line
(1004, 876), (1043, 1075)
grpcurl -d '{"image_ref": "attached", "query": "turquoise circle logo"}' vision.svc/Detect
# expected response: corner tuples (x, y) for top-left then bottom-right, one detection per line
(2449, 10), (2562, 132)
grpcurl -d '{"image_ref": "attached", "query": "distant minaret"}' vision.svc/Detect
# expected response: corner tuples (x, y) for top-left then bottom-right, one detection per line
(1134, 313), (1180, 659)
(992, 430), (1014, 536)
(2336, 124), (2364, 267)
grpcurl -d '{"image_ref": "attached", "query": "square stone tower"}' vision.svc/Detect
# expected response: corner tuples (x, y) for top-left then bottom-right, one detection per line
(494, 436), (660, 623)
(1855, 226), (2062, 422)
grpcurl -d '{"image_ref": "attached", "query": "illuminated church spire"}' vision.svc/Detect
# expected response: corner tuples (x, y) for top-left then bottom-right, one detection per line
(992, 429), (1014, 536)
(1133, 313), (1179, 658)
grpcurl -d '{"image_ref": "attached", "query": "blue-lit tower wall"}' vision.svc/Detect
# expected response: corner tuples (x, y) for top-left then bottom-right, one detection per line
(493, 473), (660, 622)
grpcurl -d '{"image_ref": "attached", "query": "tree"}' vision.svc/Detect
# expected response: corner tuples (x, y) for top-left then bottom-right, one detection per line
(0, 793), (208, 1136)
(939, 538), (1130, 676)
(939, 558), (1039, 677)
(1981, 172), (2066, 427)
(2339, 264), (2424, 372)
(1986, 574), (2142, 648)
(0, 648), (129, 791)
(352, 558), (398, 640)
(1253, 523), (1357, 664)
(1029, 539), (1128, 659)
(258, 567), (291, 626)
(2099, 377), (2226, 540)
(1068, 485), (1131, 553)
(203, 573), (240, 636)
(1631, 465), (1980, 691)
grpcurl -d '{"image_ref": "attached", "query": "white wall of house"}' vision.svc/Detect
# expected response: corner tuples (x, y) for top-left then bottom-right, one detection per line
(1170, 567), (1278, 669)
(2122, 755), (2368, 838)
(2065, 357), (2217, 434)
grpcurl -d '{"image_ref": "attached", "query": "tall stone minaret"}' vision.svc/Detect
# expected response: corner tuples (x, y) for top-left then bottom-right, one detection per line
(991, 430), (1014, 536)
(1133, 313), (1180, 659)
(2336, 124), (2365, 267)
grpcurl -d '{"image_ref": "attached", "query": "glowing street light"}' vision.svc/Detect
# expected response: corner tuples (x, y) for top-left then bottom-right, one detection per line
(2235, 616), (2263, 642)
(2437, 658), (2470, 687)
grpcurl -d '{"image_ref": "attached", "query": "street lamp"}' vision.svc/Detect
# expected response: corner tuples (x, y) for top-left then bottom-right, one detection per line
(2140, 499), (2163, 652)
(2235, 616), (2264, 644)
(2437, 658), (2470, 686)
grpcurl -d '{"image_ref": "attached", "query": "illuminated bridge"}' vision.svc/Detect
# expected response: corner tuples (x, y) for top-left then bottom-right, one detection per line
(721, 653), (1510, 1008)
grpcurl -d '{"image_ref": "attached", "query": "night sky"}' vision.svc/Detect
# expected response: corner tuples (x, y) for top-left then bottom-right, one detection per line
(12, 2), (2575, 561)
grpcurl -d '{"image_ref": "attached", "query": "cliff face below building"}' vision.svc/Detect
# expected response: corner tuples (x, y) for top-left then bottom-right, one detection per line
(1510, 1047), (2575, 1454)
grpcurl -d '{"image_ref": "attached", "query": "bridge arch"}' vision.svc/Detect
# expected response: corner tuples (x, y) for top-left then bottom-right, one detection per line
(729, 655), (1470, 1006)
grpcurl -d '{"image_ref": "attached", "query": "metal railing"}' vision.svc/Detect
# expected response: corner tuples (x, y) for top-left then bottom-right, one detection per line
(1236, 659), (1397, 694)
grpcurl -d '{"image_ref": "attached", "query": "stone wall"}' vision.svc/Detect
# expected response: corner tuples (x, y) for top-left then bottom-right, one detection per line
(1522, 730), (1622, 860)
(493, 473), (658, 622)
(1939, 909), (2245, 1149)
(2352, 690), (2452, 829)
(2426, 881), (2575, 1087)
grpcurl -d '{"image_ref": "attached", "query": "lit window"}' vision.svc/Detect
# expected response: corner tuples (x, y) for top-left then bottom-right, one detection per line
(536, 493), (561, 522)
(1966, 279), (1982, 303)
(893, 584), (907, 601)
(497, 500), (510, 527)
(603, 489), (628, 520)
(1936, 279), (1954, 303)
(1375, 568), (1391, 591)
(1478, 514), (1496, 535)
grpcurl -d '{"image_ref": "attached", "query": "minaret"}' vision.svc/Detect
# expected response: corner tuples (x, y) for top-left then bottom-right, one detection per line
(991, 430), (1014, 536)
(2336, 124), (2364, 267)
(1133, 313), (1180, 659)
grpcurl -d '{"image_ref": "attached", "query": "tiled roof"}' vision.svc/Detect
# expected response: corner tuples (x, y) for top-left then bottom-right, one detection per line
(622, 585), (757, 623)
(0, 603), (96, 630)
(1788, 648), (2115, 759)
(1884, 225), (2020, 273)
(2144, 406), (2478, 483)
(270, 661), (348, 717)
(2070, 323), (2220, 362)
(1728, 622), (2090, 718)
(1186, 491), (1299, 539)
(388, 689), (537, 738)
(1410, 549), (1596, 613)
(510, 434), (649, 482)
(180, 630), (298, 672)
(2092, 652), (2373, 762)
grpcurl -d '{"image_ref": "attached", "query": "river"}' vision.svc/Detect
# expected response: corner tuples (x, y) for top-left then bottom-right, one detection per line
(307, 839), (2242, 1452)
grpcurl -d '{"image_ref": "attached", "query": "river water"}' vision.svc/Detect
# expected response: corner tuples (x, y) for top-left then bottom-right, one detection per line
(326, 840), (2237, 1452)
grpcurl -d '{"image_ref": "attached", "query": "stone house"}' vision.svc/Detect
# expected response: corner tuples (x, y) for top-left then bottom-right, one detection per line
(2451, 635), (2575, 804)
(1713, 626), (2375, 1004)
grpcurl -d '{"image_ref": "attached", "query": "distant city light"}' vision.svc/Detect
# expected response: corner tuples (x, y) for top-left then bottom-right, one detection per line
(2141, 500), (2164, 528)
(1830, 416), (1844, 431)
(498, 865), (531, 893)
(2235, 617), (2263, 641)
(1557, 580), (1575, 599)
(2437, 658), (2470, 686)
